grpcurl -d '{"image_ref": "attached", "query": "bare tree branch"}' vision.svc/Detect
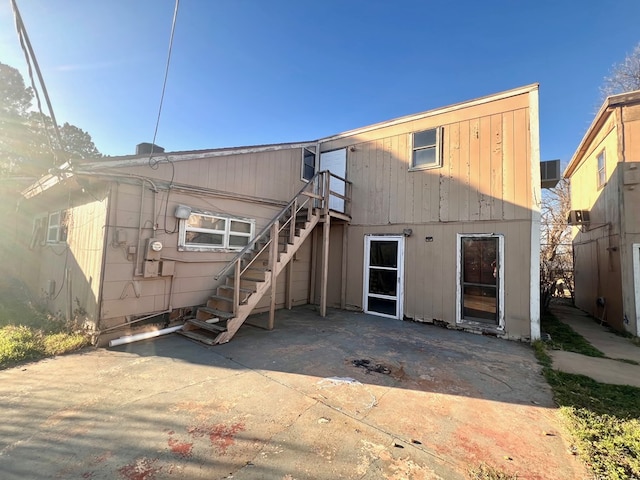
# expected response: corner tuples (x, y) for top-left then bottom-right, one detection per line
(601, 42), (640, 98)
(540, 179), (573, 312)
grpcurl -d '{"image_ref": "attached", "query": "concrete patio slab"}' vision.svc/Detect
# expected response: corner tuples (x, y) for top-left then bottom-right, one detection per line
(0, 307), (587, 479)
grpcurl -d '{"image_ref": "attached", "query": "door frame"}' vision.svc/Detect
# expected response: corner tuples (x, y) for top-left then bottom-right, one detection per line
(633, 243), (640, 336)
(363, 235), (405, 319)
(456, 233), (505, 330)
(319, 148), (347, 213)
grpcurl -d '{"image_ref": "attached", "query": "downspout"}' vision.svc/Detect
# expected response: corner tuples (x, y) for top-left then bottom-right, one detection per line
(135, 181), (145, 276)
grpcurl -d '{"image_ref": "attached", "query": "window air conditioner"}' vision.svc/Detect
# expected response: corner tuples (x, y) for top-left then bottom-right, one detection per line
(541, 159), (561, 189)
(567, 210), (590, 225)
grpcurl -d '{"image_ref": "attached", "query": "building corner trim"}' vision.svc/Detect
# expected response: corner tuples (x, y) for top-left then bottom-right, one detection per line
(529, 88), (541, 341)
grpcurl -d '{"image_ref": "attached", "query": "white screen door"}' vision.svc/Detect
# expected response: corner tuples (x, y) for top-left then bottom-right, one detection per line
(363, 235), (404, 319)
(320, 149), (346, 213)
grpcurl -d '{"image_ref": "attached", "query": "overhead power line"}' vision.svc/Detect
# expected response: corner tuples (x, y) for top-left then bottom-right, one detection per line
(11, 0), (64, 162)
(149, 0), (180, 168)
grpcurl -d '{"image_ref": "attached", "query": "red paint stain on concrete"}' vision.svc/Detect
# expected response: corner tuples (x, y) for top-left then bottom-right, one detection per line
(168, 437), (193, 458)
(186, 422), (245, 454)
(208, 422), (245, 453)
(117, 457), (162, 480)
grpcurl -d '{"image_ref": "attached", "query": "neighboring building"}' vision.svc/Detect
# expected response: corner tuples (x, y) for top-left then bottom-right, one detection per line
(14, 84), (541, 345)
(564, 90), (640, 335)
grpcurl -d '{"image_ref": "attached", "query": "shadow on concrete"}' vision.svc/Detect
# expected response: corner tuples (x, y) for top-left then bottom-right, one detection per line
(113, 305), (553, 408)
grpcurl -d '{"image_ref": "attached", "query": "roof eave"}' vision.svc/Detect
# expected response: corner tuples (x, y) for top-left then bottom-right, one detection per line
(564, 89), (640, 178)
(317, 83), (540, 144)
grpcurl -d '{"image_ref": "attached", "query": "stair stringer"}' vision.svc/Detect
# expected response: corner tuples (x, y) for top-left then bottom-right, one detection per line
(212, 212), (321, 344)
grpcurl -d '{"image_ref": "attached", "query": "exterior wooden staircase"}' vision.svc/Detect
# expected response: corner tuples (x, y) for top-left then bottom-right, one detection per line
(178, 171), (345, 345)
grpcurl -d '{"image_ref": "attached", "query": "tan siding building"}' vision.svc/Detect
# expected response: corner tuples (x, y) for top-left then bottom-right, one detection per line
(564, 90), (640, 335)
(15, 84), (541, 344)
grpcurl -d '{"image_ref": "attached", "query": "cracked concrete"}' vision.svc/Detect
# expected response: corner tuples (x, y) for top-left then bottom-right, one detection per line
(0, 306), (587, 479)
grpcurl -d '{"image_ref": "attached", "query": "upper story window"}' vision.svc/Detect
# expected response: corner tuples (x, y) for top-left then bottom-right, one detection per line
(302, 146), (316, 181)
(47, 210), (68, 243)
(410, 127), (442, 170)
(178, 210), (255, 252)
(596, 149), (606, 188)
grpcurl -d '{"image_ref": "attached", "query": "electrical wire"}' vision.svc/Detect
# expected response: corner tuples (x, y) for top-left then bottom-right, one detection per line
(11, 0), (64, 164)
(149, 0), (180, 169)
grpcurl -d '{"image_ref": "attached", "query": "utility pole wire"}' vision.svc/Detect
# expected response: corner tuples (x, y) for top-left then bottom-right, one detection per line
(149, 0), (180, 168)
(10, 0), (64, 162)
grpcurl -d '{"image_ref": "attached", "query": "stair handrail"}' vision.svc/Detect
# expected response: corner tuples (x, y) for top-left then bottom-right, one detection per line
(214, 170), (326, 281)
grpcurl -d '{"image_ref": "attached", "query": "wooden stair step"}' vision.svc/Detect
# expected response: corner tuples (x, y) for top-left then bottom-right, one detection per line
(208, 294), (234, 304)
(198, 306), (235, 320)
(228, 274), (266, 283)
(245, 267), (270, 273)
(178, 329), (220, 346)
(218, 285), (254, 295)
(185, 317), (228, 333)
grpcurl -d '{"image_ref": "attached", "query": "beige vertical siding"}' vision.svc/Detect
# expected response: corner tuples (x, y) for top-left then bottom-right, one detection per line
(311, 223), (345, 308)
(19, 186), (109, 327)
(618, 104), (640, 332)
(111, 148), (307, 201)
(569, 113), (626, 329)
(99, 147), (314, 326)
(343, 221), (532, 339)
(329, 109), (531, 226)
(326, 90), (535, 338)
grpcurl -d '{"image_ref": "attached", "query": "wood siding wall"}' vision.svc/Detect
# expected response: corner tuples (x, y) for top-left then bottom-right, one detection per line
(570, 112), (626, 329)
(99, 147), (313, 326)
(18, 186), (109, 327)
(114, 148), (307, 201)
(569, 102), (640, 333)
(322, 91), (535, 338)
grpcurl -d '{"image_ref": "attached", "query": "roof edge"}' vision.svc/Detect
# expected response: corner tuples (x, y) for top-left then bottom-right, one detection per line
(564, 89), (640, 178)
(318, 83), (539, 144)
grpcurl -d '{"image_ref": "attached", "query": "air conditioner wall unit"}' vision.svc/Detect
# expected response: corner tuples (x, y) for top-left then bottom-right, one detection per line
(567, 209), (590, 225)
(541, 159), (561, 189)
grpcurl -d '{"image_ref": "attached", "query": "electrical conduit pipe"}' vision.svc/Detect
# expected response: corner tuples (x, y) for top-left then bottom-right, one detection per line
(108, 325), (183, 347)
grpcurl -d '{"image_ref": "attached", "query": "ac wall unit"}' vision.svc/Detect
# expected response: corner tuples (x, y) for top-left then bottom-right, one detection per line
(541, 159), (561, 189)
(567, 210), (590, 225)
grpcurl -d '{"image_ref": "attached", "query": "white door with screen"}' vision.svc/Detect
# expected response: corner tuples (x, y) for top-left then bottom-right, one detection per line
(363, 236), (404, 319)
(320, 148), (347, 213)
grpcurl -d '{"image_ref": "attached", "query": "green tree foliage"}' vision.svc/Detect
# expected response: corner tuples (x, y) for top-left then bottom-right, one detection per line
(0, 62), (101, 177)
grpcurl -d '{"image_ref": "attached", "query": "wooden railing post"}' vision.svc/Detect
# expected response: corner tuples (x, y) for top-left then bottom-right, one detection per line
(289, 199), (297, 244)
(324, 171), (331, 214)
(233, 260), (241, 315)
(268, 221), (279, 330)
(320, 171), (331, 317)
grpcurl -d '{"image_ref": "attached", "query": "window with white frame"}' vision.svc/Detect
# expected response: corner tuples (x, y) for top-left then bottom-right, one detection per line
(597, 149), (606, 188)
(178, 211), (255, 251)
(47, 210), (68, 243)
(411, 127), (442, 170)
(301, 146), (316, 181)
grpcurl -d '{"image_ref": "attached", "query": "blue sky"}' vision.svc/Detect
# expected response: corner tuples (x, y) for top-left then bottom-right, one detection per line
(1, 0), (639, 165)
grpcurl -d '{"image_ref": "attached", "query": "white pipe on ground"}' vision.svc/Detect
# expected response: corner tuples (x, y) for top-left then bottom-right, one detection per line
(108, 325), (183, 347)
